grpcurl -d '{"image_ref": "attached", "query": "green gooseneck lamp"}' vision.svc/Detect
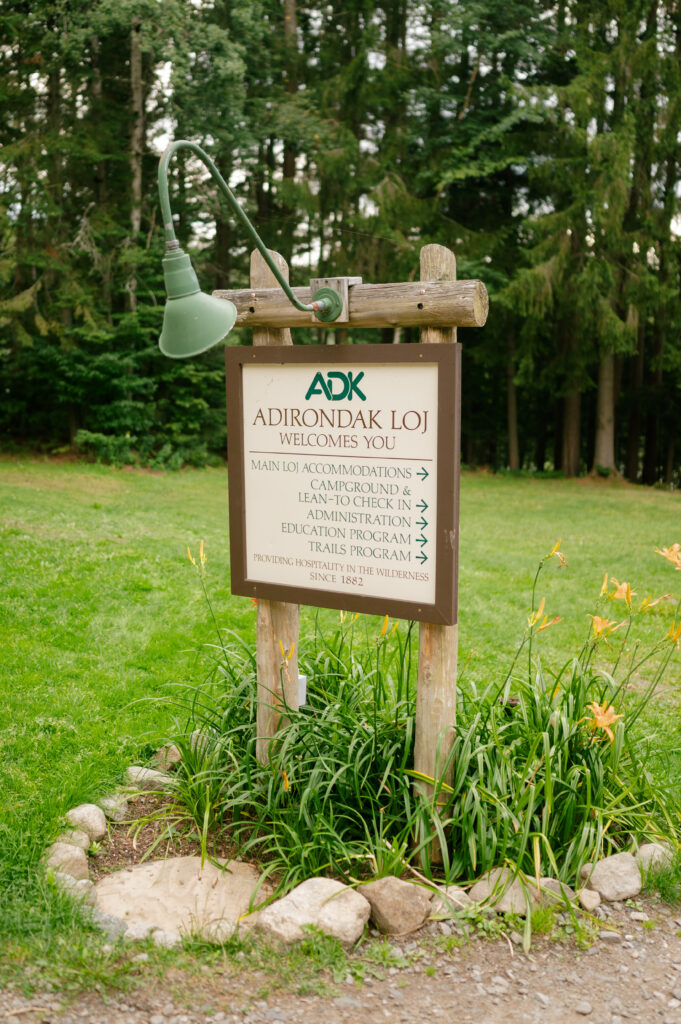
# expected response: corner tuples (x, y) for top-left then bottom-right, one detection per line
(157, 140), (344, 358)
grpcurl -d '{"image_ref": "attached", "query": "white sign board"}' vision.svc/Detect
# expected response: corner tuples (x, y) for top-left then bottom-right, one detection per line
(226, 345), (460, 624)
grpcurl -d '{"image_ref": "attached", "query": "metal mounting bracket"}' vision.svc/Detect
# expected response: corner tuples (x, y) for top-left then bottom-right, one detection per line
(309, 276), (362, 324)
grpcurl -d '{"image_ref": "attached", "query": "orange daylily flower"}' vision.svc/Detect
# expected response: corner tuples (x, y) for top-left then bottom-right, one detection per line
(279, 640), (296, 661)
(546, 539), (568, 567)
(187, 542), (206, 575)
(666, 621), (681, 645)
(529, 597), (560, 632)
(656, 543), (681, 569)
(609, 579), (636, 607)
(381, 614), (390, 636)
(600, 571), (609, 596)
(529, 597), (546, 627)
(639, 594), (672, 612)
(282, 770), (290, 792)
(583, 701), (624, 742)
(589, 615), (624, 638)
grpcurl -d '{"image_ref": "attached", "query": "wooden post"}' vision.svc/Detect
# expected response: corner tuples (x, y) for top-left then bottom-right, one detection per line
(414, 244), (459, 860)
(249, 249), (300, 764)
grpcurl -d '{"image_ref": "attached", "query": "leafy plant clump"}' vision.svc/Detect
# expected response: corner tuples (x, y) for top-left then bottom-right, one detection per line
(167, 543), (681, 894)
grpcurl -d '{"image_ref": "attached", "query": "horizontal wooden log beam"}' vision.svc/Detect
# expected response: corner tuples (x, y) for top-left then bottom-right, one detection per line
(212, 278), (488, 329)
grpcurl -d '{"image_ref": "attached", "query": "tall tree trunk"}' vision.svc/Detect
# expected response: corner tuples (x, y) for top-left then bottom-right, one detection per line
(507, 342), (519, 469)
(562, 386), (581, 476)
(255, 141), (273, 227)
(665, 437), (675, 485)
(90, 35), (106, 206)
(48, 68), (61, 213)
(642, 324), (663, 485)
(553, 400), (563, 472)
(281, 0), (298, 261)
(592, 352), (617, 473)
(625, 324), (645, 481)
(463, 432), (474, 467)
(90, 34), (112, 320)
(128, 15), (144, 313)
(44, 65), (62, 306)
(534, 415), (546, 472)
(214, 220), (233, 291)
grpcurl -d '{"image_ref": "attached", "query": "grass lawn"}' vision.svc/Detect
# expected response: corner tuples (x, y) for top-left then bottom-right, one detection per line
(1, 458), (680, 981)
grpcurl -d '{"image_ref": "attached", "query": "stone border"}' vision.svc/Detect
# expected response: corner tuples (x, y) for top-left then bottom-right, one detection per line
(45, 754), (179, 945)
(44, 742), (675, 949)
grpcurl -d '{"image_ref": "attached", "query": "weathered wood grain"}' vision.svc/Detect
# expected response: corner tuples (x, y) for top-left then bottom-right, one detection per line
(248, 249), (300, 766)
(414, 244), (459, 863)
(214, 278), (488, 329)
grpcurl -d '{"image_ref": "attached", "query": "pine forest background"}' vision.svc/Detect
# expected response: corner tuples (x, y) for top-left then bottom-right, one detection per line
(1, 0), (680, 481)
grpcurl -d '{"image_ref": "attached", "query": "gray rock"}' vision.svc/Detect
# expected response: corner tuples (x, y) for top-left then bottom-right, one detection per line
(575, 1001), (593, 1015)
(45, 842), (89, 880)
(636, 842), (673, 875)
(359, 877), (431, 934)
(578, 888), (601, 912)
(429, 885), (473, 917)
(98, 791), (130, 823)
(600, 930), (622, 942)
(124, 766), (175, 791)
(186, 728), (216, 754)
(257, 877), (370, 947)
(201, 918), (240, 943)
(587, 853), (642, 902)
(88, 908), (127, 939)
(630, 911), (649, 922)
(468, 867), (532, 915)
(536, 877), (577, 906)
(95, 856), (264, 941)
(65, 804), (107, 841)
(151, 928), (182, 948)
(55, 829), (91, 850)
(125, 921), (155, 941)
(153, 744), (182, 770)
(53, 872), (97, 906)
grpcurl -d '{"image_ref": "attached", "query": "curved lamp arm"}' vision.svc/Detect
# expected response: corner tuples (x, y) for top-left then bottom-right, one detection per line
(158, 139), (342, 321)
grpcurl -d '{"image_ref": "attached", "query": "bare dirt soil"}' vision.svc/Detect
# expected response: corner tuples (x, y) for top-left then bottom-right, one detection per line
(3, 906), (681, 1024)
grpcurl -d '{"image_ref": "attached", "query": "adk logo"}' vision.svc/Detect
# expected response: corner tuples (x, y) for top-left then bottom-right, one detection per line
(305, 370), (366, 401)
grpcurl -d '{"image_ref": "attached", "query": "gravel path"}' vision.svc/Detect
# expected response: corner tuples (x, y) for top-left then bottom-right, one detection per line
(3, 900), (681, 1024)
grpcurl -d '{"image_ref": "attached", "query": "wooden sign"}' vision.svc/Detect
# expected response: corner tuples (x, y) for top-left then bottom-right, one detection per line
(225, 344), (461, 624)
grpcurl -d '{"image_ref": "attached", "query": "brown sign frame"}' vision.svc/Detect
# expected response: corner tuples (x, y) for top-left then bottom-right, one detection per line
(225, 344), (461, 625)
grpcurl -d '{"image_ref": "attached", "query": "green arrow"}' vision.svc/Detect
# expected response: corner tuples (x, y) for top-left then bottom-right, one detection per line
(416, 516), (428, 530)
(416, 534), (428, 547)
(417, 467), (429, 481)
(416, 551), (428, 564)
(416, 499), (428, 512)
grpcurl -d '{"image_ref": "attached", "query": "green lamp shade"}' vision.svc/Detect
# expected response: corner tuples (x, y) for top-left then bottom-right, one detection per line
(159, 248), (237, 358)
